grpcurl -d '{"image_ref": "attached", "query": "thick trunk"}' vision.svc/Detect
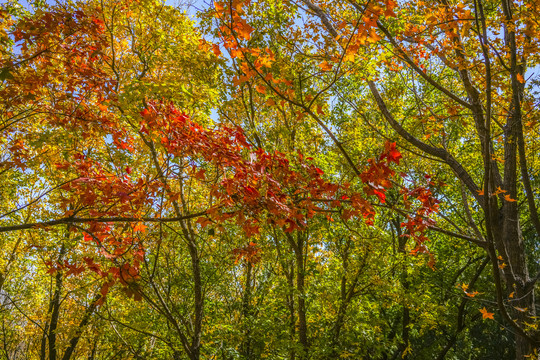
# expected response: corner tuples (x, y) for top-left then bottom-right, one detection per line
(512, 278), (536, 359)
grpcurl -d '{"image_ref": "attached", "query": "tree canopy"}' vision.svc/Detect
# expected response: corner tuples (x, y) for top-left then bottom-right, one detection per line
(1, 0), (539, 359)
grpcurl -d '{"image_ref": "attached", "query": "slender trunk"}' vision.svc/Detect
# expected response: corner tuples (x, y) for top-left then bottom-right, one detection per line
(145, 139), (204, 360)
(436, 258), (489, 360)
(326, 239), (363, 359)
(48, 267), (62, 360)
(393, 218), (410, 360)
(241, 262), (253, 358)
(61, 294), (102, 360)
(286, 263), (296, 360)
(47, 244), (66, 360)
(294, 233), (308, 360)
(274, 231), (296, 360)
(190, 243), (202, 360)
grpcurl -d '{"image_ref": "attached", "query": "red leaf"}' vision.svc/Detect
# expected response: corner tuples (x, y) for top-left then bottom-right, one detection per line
(196, 217), (213, 228)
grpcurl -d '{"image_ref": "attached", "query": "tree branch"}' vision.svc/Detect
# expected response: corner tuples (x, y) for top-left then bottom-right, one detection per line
(0, 213), (207, 233)
(367, 81), (482, 203)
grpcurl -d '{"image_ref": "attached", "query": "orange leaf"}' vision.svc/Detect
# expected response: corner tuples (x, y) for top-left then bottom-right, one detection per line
(319, 61), (333, 71)
(504, 194), (517, 202)
(133, 222), (147, 233)
(517, 74), (525, 83)
(480, 307), (494, 320)
(212, 44), (221, 57)
(214, 1), (224, 12)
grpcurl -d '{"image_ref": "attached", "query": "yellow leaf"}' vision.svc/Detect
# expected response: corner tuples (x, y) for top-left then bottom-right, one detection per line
(368, 28), (382, 43)
(343, 51), (356, 62)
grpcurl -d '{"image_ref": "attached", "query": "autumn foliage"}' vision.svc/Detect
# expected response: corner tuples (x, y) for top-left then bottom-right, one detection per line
(1, 0), (538, 359)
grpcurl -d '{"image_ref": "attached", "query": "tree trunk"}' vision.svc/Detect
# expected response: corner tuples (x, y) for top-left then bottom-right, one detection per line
(295, 233), (308, 360)
(241, 261), (253, 359)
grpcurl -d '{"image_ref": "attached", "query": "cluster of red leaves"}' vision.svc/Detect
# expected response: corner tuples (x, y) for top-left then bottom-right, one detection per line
(6, 6), (113, 108)
(5, 3), (440, 297)
(401, 175), (441, 269)
(45, 259), (85, 277)
(140, 102), (249, 168)
(59, 155), (160, 218)
(360, 141), (402, 203)
(45, 99), (437, 295)
(232, 242), (261, 265)
(140, 103), (403, 240)
(48, 221), (146, 301)
(1, 5), (122, 171)
(44, 238), (144, 302)
(54, 156), (157, 299)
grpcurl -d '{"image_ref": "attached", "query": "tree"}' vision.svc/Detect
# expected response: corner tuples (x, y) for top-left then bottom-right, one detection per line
(1, 1), (421, 359)
(208, 0), (540, 358)
(6, 0), (536, 358)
